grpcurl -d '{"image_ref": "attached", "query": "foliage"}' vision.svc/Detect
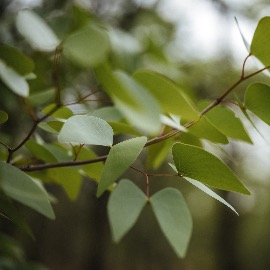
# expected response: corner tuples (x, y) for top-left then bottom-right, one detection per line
(1, 6), (270, 259)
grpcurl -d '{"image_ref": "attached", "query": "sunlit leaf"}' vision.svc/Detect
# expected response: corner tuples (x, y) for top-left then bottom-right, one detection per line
(108, 179), (147, 242)
(16, 9), (60, 52)
(39, 121), (64, 134)
(133, 70), (199, 120)
(235, 17), (250, 52)
(250, 17), (270, 67)
(97, 136), (147, 197)
(58, 115), (113, 146)
(150, 188), (192, 258)
(0, 59), (29, 97)
(95, 64), (162, 135)
(245, 83), (270, 126)
(172, 143), (250, 194)
(63, 24), (110, 67)
(0, 161), (55, 219)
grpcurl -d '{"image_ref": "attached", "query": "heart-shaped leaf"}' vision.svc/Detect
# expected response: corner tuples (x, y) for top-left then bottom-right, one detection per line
(108, 179), (147, 242)
(150, 188), (192, 258)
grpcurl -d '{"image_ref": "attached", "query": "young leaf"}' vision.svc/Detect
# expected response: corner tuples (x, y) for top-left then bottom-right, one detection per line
(63, 25), (110, 67)
(42, 104), (73, 119)
(48, 168), (82, 200)
(133, 70), (199, 120)
(172, 143), (250, 195)
(0, 44), (34, 75)
(0, 59), (29, 97)
(16, 10), (60, 52)
(250, 17), (270, 67)
(245, 83), (270, 126)
(95, 64), (161, 135)
(185, 177), (238, 215)
(108, 179), (147, 242)
(0, 161), (55, 219)
(97, 136), (147, 197)
(150, 188), (192, 258)
(76, 146), (103, 181)
(0, 111), (8, 124)
(58, 115), (113, 146)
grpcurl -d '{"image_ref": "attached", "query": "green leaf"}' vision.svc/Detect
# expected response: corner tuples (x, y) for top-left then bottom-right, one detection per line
(133, 70), (199, 120)
(0, 111), (8, 124)
(63, 25), (110, 67)
(97, 136), (147, 197)
(150, 188), (192, 258)
(109, 122), (141, 136)
(95, 64), (161, 135)
(90, 106), (123, 122)
(0, 161), (55, 219)
(108, 179), (147, 242)
(172, 143), (250, 194)
(250, 17), (270, 67)
(48, 168), (82, 200)
(25, 140), (58, 163)
(42, 104), (73, 119)
(58, 115), (113, 146)
(0, 59), (29, 97)
(200, 102), (251, 143)
(185, 177), (238, 215)
(16, 9), (60, 52)
(39, 121), (64, 134)
(245, 83), (270, 125)
(76, 146), (103, 181)
(0, 44), (34, 75)
(28, 88), (55, 106)
(188, 117), (228, 144)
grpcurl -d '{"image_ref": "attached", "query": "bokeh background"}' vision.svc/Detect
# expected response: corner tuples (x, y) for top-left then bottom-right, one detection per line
(1, 0), (270, 269)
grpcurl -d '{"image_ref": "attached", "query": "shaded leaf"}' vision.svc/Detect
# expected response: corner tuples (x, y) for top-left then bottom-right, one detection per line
(0, 44), (34, 75)
(63, 25), (110, 67)
(97, 136), (147, 197)
(16, 9), (59, 52)
(188, 117), (228, 144)
(245, 83), (270, 125)
(0, 161), (55, 219)
(42, 104), (73, 119)
(95, 64), (161, 135)
(134, 70), (199, 120)
(90, 106), (123, 122)
(0, 111), (8, 124)
(108, 179), (147, 242)
(58, 115), (113, 146)
(200, 102), (251, 143)
(172, 143), (250, 194)
(39, 121), (64, 134)
(150, 188), (192, 258)
(48, 168), (82, 200)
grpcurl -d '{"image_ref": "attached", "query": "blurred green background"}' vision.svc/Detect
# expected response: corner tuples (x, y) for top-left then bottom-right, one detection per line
(1, 0), (270, 269)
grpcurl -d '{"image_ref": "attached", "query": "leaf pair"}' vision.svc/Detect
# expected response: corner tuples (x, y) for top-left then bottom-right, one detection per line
(108, 180), (192, 258)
